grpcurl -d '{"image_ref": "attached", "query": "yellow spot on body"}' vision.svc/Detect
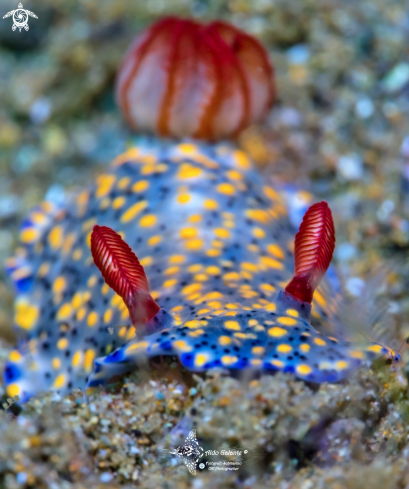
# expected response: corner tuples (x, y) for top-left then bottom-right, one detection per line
(246, 209), (270, 224)
(206, 291), (223, 299)
(260, 283), (275, 293)
(99, 198), (110, 210)
(141, 163), (168, 175)
(277, 344), (292, 353)
(204, 199), (218, 210)
(271, 360), (284, 368)
(72, 248), (82, 261)
(188, 214), (202, 223)
(241, 262), (258, 272)
(48, 226), (63, 250)
(87, 311), (98, 327)
(57, 338), (68, 350)
(117, 176), (130, 189)
(313, 290), (326, 307)
(223, 272), (240, 281)
(267, 244), (284, 259)
(367, 344), (384, 354)
(253, 227), (265, 238)
(86, 275), (97, 288)
(194, 353), (209, 368)
(226, 169), (243, 180)
(252, 346), (265, 355)
(296, 364), (312, 375)
(185, 320), (202, 329)
(206, 266), (220, 275)
(314, 337), (326, 346)
(208, 301), (222, 309)
(140, 214), (157, 227)
(188, 328), (205, 336)
(171, 305), (184, 312)
(169, 255), (185, 264)
(188, 264), (203, 273)
(336, 360), (349, 370)
(349, 350), (364, 359)
(185, 238), (203, 250)
(177, 193), (191, 204)
(21, 228), (39, 244)
(112, 196), (126, 209)
(56, 303), (72, 321)
(84, 349), (96, 372)
(53, 276), (66, 294)
(72, 351), (83, 368)
(121, 200), (147, 223)
(180, 227), (197, 239)
(140, 256), (152, 267)
(260, 256), (283, 270)
(52, 358), (61, 370)
(52, 374), (66, 389)
(38, 262), (50, 277)
(224, 320), (241, 331)
(148, 235), (162, 246)
(217, 183), (235, 195)
(76, 307), (87, 321)
(173, 340), (193, 352)
(286, 309), (299, 317)
(207, 249), (221, 257)
(219, 336), (232, 345)
(182, 283), (202, 295)
(263, 186), (280, 201)
(197, 308), (210, 315)
(268, 327), (287, 337)
(132, 180), (149, 193)
(277, 316), (297, 326)
(164, 266), (180, 276)
(194, 273), (208, 282)
(9, 350), (22, 362)
(233, 150), (251, 169)
(96, 174), (116, 198)
(214, 228), (230, 239)
(300, 343), (310, 353)
(101, 283), (110, 295)
(221, 355), (238, 366)
(7, 384), (20, 397)
(178, 163), (202, 179)
(265, 303), (277, 312)
(163, 278), (178, 288)
(118, 326), (127, 337)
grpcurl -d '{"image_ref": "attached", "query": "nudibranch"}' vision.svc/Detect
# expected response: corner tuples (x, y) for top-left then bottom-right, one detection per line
(116, 17), (274, 140)
(4, 142), (398, 402)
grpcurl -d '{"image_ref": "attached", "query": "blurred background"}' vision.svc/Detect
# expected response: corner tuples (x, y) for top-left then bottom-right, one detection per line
(0, 0), (409, 350)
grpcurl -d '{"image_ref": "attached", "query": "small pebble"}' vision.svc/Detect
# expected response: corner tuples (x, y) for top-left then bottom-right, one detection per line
(337, 154), (364, 181)
(287, 44), (310, 64)
(382, 62), (409, 93)
(155, 392), (164, 400)
(355, 97), (374, 119)
(346, 277), (365, 297)
(100, 472), (113, 483)
(29, 97), (52, 125)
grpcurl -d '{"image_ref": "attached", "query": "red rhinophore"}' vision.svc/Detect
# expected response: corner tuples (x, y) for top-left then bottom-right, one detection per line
(116, 17), (274, 140)
(91, 225), (160, 327)
(285, 202), (336, 304)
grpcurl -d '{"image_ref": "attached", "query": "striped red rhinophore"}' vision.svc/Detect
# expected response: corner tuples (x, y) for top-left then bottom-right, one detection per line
(91, 225), (160, 326)
(285, 201), (336, 304)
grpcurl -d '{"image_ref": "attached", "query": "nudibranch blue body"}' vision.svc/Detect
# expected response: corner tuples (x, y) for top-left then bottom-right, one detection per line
(4, 142), (397, 402)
